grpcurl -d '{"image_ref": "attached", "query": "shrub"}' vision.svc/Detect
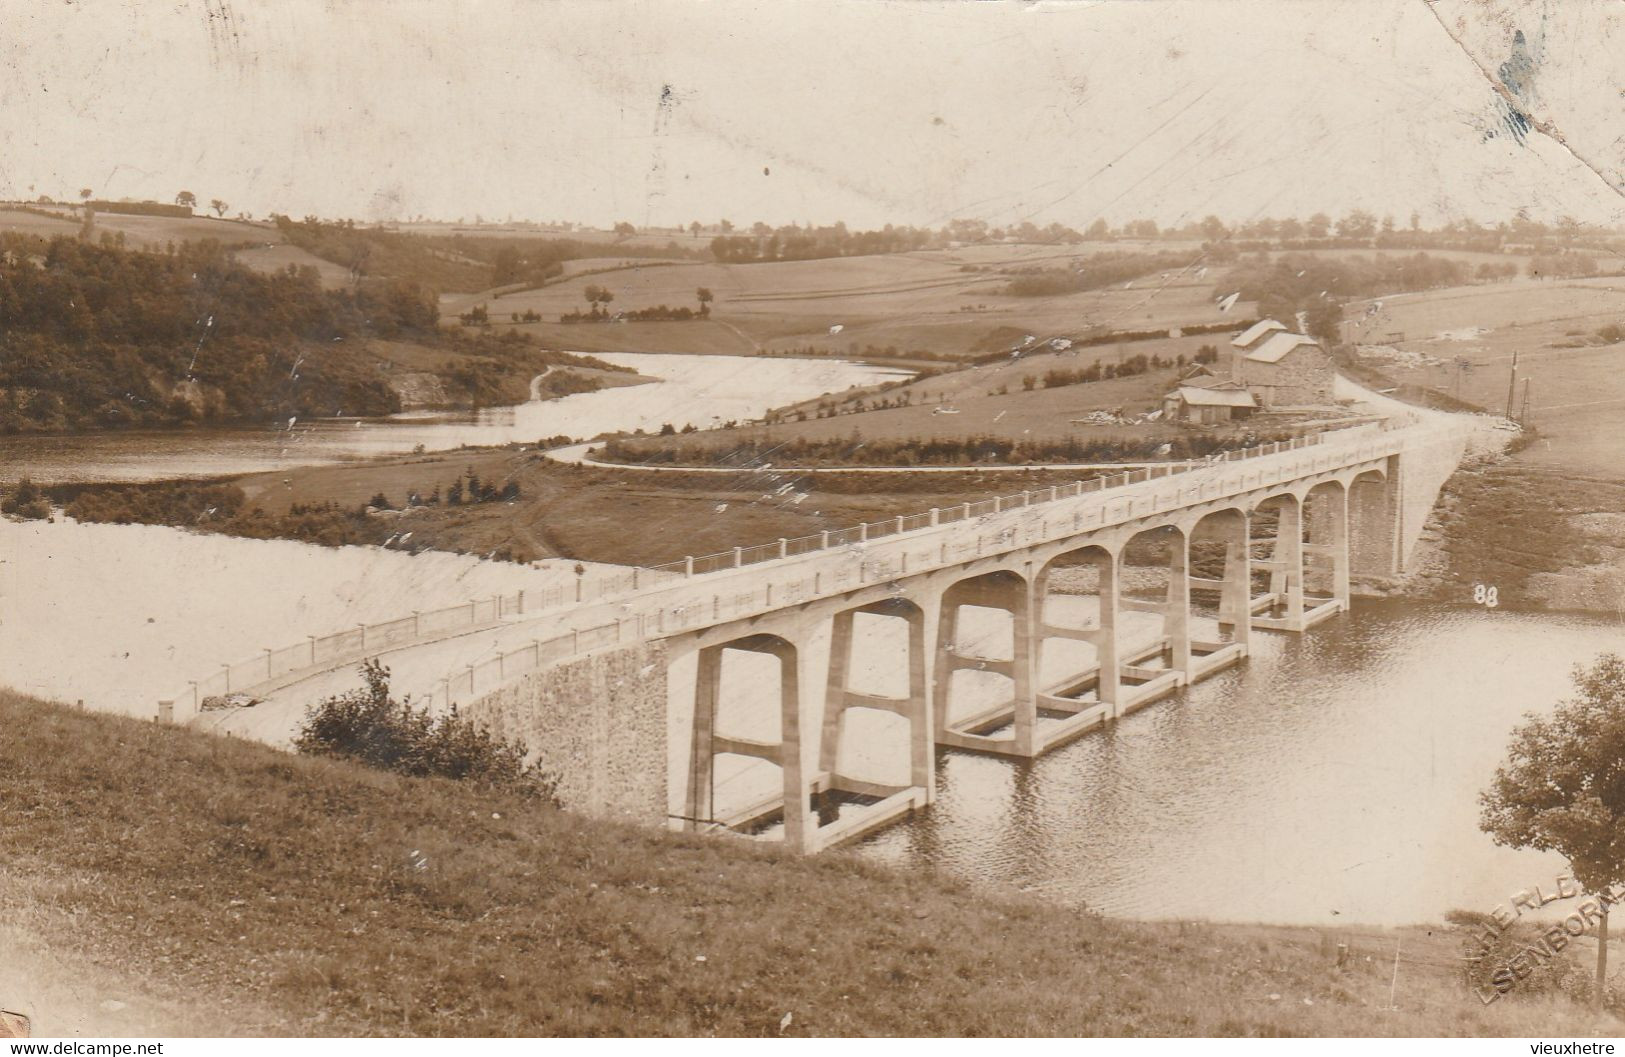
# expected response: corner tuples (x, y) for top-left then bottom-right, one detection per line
(1, 477), (51, 519)
(295, 660), (558, 800)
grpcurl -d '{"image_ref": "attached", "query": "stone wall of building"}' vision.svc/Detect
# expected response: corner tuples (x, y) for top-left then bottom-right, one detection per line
(1241, 347), (1335, 406)
(463, 640), (668, 824)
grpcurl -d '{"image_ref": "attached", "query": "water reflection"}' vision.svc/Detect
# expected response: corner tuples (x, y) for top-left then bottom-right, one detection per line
(858, 601), (1622, 926)
(0, 353), (907, 483)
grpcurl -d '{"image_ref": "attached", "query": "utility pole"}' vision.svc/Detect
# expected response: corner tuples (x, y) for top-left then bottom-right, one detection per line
(1504, 351), (1519, 419)
(1520, 378), (1531, 425)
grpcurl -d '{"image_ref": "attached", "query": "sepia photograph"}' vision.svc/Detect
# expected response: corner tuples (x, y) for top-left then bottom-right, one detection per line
(2, 0), (1624, 1044)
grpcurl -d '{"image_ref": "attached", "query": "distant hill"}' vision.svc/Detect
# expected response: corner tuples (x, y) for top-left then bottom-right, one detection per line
(0, 233), (625, 433)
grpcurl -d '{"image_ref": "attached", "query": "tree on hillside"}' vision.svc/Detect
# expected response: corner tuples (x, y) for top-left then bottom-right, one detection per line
(210, 199), (228, 218)
(175, 190), (196, 209)
(79, 188), (92, 202)
(689, 221), (702, 237)
(1199, 215), (1228, 242)
(1085, 218), (1109, 240)
(612, 221), (635, 237)
(1481, 653), (1625, 1006)
(695, 286), (713, 316)
(1306, 212), (1331, 238)
(1336, 209), (1378, 239)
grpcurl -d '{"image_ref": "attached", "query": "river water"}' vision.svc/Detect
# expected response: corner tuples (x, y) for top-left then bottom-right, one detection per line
(0, 352), (907, 483)
(857, 600), (1623, 927)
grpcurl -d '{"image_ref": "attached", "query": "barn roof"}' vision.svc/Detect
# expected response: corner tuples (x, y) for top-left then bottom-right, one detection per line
(1246, 332), (1321, 363)
(1231, 319), (1287, 348)
(1171, 385), (1257, 408)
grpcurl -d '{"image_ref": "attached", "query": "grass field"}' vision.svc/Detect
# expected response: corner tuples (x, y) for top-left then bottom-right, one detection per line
(1346, 277), (1625, 475)
(228, 453), (1098, 566)
(0, 205), (351, 288)
(445, 243), (1249, 360)
(4, 688), (1618, 1037)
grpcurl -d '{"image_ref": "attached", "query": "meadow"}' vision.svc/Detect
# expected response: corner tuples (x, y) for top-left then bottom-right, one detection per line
(446, 243), (1243, 359)
(4, 689), (1620, 1037)
(1346, 276), (1625, 474)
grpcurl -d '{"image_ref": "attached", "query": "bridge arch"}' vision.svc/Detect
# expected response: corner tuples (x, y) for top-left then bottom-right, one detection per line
(819, 596), (933, 821)
(685, 631), (814, 849)
(1031, 542), (1121, 738)
(1301, 479), (1351, 612)
(1347, 464), (1400, 580)
(931, 569), (1038, 756)
(1185, 506), (1253, 658)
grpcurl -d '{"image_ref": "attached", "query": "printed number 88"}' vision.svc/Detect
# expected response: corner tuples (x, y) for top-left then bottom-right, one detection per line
(1474, 584), (1499, 608)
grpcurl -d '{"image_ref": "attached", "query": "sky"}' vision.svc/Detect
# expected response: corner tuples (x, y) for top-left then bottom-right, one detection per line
(1, 0), (1621, 230)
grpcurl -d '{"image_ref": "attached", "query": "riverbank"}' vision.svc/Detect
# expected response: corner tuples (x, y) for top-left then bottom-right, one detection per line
(1371, 439), (1625, 614)
(3, 687), (1616, 1037)
(26, 453), (1116, 567)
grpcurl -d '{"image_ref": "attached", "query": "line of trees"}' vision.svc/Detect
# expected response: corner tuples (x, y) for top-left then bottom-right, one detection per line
(602, 429), (1299, 468)
(1217, 252), (1477, 344)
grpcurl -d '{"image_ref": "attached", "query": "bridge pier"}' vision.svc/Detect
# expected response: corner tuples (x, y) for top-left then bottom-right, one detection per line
(1252, 496), (1308, 632)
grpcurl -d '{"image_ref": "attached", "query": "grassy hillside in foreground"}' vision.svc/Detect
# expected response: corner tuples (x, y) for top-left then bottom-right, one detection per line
(2, 690), (1619, 1037)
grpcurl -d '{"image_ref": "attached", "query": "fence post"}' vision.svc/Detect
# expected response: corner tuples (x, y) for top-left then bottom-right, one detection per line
(994, 497), (1002, 513)
(733, 546), (744, 568)
(264, 648), (273, 681)
(358, 623), (368, 651)
(469, 599), (479, 623)
(308, 636), (317, 666)
(491, 593), (500, 620)
(859, 523), (868, 542)
(684, 555), (695, 576)
(778, 538), (788, 558)
(633, 568), (641, 589)
(188, 681), (198, 713)
(930, 507), (939, 526)
(221, 664), (231, 693)
(962, 502), (972, 519)
(820, 530), (830, 548)
(412, 611), (421, 637)
(517, 590), (526, 615)
(894, 515), (904, 533)
(465, 664), (476, 694)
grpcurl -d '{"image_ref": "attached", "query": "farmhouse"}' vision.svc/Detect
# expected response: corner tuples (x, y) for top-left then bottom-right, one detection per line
(1164, 319), (1336, 420)
(1226, 319), (1335, 407)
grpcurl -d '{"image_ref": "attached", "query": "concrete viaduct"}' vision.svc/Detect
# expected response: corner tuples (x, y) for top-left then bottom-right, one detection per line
(174, 419), (1470, 854)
